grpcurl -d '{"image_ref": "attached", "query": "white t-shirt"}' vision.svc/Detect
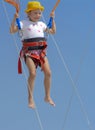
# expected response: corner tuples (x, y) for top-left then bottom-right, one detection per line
(20, 20), (47, 40)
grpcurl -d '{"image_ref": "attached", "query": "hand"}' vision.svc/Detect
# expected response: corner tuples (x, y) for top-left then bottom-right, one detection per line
(14, 12), (19, 18)
(50, 11), (55, 18)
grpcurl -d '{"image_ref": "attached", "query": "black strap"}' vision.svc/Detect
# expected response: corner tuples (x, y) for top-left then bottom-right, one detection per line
(28, 46), (45, 50)
(23, 37), (47, 42)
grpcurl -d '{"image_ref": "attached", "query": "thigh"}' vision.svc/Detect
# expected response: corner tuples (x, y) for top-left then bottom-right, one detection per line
(42, 57), (51, 74)
(26, 56), (36, 73)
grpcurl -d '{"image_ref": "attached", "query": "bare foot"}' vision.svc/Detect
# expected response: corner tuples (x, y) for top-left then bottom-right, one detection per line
(28, 97), (35, 109)
(44, 97), (55, 106)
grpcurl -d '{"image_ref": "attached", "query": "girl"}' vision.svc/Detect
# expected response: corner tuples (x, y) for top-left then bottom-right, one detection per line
(10, 1), (56, 109)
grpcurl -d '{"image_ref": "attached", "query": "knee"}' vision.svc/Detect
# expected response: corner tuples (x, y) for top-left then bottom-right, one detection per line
(29, 71), (36, 79)
(45, 70), (51, 78)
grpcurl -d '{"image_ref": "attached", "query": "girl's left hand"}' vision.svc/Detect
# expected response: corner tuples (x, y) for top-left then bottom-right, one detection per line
(50, 11), (55, 18)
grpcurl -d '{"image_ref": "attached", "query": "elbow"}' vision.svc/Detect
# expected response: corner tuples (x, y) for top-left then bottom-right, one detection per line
(10, 25), (18, 34)
(51, 29), (56, 34)
(53, 29), (56, 34)
(10, 27), (17, 34)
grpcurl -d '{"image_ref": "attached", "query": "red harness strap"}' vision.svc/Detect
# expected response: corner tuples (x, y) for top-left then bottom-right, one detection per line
(23, 41), (46, 47)
(18, 41), (47, 74)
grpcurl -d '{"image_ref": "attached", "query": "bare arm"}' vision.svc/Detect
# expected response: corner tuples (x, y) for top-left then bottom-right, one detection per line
(49, 18), (56, 34)
(45, 11), (56, 34)
(10, 13), (19, 33)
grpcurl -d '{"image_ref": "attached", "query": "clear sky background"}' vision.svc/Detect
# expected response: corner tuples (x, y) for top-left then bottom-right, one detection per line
(0, 0), (95, 130)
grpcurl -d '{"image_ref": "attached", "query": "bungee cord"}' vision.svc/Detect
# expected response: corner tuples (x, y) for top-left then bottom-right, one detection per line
(2, 1), (44, 130)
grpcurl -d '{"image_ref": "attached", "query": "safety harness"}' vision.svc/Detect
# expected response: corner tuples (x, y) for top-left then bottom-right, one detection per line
(18, 38), (47, 74)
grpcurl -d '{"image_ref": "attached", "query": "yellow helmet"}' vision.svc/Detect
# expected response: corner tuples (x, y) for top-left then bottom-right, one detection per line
(25, 1), (44, 13)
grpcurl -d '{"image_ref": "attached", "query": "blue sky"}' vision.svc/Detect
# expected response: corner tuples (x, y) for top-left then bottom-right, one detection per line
(0, 0), (95, 130)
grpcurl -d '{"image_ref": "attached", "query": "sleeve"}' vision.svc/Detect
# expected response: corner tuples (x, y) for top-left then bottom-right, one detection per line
(19, 21), (23, 29)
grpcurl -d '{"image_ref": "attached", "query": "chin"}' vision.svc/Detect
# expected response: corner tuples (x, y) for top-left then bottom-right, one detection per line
(32, 19), (39, 22)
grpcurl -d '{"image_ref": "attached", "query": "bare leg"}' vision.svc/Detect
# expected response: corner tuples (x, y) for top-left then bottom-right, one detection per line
(26, 57), (36, 109)
(42, 57), (55, 106)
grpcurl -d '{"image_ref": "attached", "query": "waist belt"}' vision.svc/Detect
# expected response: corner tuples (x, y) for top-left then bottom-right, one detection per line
(23, 37), (46, 42)
(22, 41), (47, 47)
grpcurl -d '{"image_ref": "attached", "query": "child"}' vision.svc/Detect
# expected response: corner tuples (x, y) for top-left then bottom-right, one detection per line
(10, 1), (56, 109)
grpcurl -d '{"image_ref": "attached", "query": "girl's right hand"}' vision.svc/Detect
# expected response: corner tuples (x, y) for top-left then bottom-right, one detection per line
(14, 12), (19, 18)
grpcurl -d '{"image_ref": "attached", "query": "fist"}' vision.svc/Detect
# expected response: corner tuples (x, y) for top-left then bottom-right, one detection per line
(14, 12), (19, 18)
(50, 11), (55, 18)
